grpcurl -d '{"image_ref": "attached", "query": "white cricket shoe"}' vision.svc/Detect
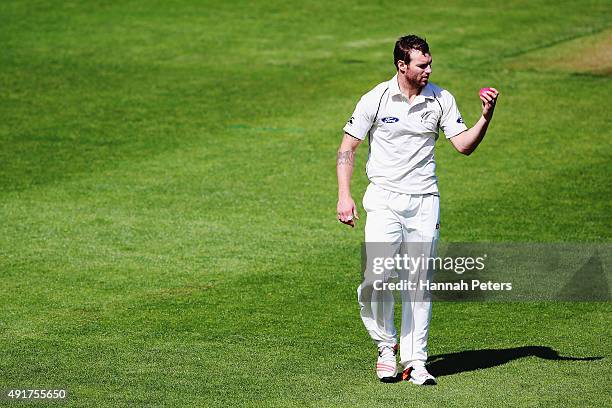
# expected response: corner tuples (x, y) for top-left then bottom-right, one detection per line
(376, 344), (398, 381)
(403, 365), (436, 385)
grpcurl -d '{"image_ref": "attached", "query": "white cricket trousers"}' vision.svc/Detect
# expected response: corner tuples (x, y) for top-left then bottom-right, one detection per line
(357, 183), (439, 369)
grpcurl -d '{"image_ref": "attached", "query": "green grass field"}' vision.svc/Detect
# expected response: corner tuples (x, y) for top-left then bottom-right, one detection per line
(1, 0), (611, 406)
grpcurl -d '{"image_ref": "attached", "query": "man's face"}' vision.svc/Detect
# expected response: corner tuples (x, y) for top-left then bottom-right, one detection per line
(399, 49), (432, 88)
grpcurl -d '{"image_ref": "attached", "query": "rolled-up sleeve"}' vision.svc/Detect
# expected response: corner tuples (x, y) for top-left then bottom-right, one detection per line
(343, 95), (375, 140)
(440, 91), (468, 138)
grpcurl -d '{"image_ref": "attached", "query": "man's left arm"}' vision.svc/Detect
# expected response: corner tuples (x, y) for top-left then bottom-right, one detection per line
(449, 88), (499, 155)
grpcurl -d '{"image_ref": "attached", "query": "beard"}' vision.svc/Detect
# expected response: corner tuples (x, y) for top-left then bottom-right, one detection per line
(408, 75), (428, 89)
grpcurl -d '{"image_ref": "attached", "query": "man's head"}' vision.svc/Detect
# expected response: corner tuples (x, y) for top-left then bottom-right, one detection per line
(394, 35), (432, 88)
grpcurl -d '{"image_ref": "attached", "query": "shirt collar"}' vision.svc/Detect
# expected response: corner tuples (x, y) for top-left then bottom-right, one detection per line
(389, 74), (435, 100)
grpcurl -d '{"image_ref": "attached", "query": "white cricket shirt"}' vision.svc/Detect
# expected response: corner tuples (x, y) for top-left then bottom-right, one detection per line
(343, 74), (467, 195)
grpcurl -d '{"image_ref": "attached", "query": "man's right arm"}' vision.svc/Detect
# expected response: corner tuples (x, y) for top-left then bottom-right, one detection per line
(337, 132), (363, 228)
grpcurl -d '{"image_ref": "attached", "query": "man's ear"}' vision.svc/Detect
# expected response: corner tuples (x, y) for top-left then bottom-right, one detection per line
(397, 59), (407, 74)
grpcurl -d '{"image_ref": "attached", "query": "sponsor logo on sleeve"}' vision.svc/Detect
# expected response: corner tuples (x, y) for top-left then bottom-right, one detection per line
(456, 116), (464, 124)
(381, 116), (399, 123)
(347, 116), (354, 125)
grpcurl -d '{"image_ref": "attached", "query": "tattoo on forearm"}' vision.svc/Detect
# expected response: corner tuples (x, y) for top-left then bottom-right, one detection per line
(337, 150), (354, 166)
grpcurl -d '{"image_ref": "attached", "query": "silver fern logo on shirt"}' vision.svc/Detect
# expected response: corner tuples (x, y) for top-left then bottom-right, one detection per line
(421, 111), (433, 121)
(421, 111), (437, 125)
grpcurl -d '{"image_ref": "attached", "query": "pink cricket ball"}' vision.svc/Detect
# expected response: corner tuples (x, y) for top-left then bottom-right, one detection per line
(479, 87), (493, 97)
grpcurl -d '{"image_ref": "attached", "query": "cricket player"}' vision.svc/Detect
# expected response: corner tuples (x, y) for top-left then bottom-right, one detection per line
(336, 35), (499, 385)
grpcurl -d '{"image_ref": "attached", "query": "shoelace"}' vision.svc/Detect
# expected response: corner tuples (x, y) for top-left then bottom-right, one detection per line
(378, 346), (396, 358)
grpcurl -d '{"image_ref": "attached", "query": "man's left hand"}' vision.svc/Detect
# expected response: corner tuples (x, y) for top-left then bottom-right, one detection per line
(480, 88), (499, 121)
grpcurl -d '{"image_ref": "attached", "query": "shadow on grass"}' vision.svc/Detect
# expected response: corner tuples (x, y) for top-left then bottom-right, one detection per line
(382, 346), (602, 383)
(427, 346), (603, 377)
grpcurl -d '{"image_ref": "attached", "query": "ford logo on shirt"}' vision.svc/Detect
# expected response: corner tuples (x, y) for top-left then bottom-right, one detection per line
(381, 117), (399, 123)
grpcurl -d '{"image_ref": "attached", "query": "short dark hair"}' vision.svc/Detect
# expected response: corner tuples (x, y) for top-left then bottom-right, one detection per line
(394, 35), (430, 69)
